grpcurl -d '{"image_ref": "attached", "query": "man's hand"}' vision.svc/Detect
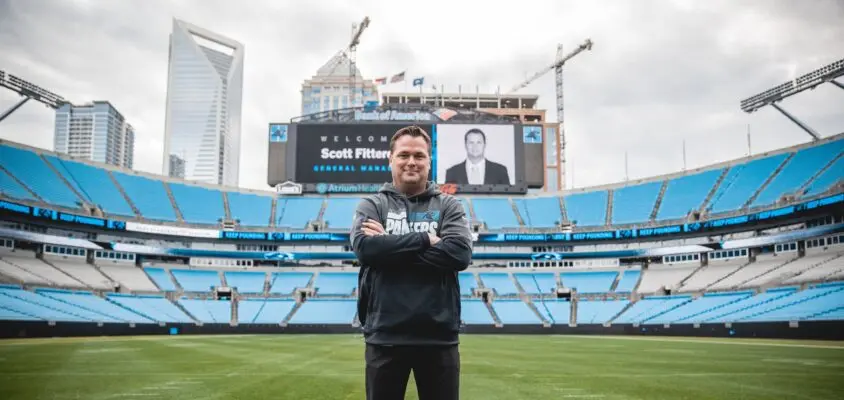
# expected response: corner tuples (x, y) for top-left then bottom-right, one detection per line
(362, 219), (386, 237)
(428, 233), (441, 246)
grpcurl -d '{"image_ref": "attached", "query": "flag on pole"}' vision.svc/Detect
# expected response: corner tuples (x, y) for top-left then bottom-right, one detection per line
(374, 77), (387, 85)
(390, 71), (406, 83)
(412, 77), (424, 87)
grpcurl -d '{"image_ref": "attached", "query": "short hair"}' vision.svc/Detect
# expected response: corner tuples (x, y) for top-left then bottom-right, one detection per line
(464, 128), (486, 144)
(390, 125), (432, 155)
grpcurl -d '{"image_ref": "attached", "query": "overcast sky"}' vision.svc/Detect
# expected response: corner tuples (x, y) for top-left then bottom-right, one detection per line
(0, 0), (842, 192)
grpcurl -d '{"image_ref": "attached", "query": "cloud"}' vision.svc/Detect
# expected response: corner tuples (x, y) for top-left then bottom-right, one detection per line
(0, 0), (841, 192)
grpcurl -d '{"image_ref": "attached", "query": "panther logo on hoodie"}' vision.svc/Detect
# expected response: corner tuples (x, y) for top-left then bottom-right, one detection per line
(385, 209), (439, 235)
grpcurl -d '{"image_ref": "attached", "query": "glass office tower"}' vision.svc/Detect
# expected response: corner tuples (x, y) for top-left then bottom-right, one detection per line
(163, 19), (244, 187)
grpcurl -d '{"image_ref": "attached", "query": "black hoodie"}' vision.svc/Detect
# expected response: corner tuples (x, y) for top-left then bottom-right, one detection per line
(351, 181), (473, 346)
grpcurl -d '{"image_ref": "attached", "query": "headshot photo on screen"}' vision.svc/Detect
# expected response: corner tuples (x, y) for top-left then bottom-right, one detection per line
(436, 124), (515, 185)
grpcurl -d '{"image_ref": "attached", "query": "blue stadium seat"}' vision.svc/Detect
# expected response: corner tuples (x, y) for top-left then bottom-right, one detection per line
(656, 169), (723, 220)
(276, 198), (323, 229)
(561, 271), (618, 294)
(142, 267), (177, 291)
(614, 269), (641, 293)
(693, 289), (794, 323)
(0, 170), (35, 201)
(514, 197), (562, 228)
(112, 172), (177, 221)
(538, 299), (570, 324)
(45, 156), (135, 217)
(471, 198), (519, 230)
(611, 181), (663, 225)
(313, 272), (357, 296)
(479, 272), (519, 295)
(614, 295), (691, 324)
(237, 299), (264, 323)
(322, 198), (360, 230)
(492, 300), (543, 324)
(802, 157), (844, 198)
(288, 299), (356, 324)
(170, 269), (221, 292)
(105, 294), (194, 323)
(564, 191), (608, 227)
(0, 287), (107, 322)
(460, 300), (495, 324)
(514, 272), (557, 294)
(707, 153), (789, 214)
(644, 292), (751, 324)
(0, 144), (82, 209)
(178, 299), (231, 323)
(38, 289), (152, 323)
(223, 271), (266, 294)
(252, 299), (296, 323)
(227, 192), (272, 227)
(269, 272), (313, 294)
(576, 300), (630, 324)
(752, 140), (844, 207)
(168, 183), (225, 225)
(459, 272), (479, 296)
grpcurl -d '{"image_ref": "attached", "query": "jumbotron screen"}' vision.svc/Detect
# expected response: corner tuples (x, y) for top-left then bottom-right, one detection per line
(295, 124), (433, 184)
(268, 122), (543, 194)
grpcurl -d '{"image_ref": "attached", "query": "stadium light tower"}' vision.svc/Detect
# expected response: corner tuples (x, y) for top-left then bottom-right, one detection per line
(0, 69), (67, 123)
(508, 39), (594, 190)
(348, 16), (371, 108)
(740, 58), (844, 142)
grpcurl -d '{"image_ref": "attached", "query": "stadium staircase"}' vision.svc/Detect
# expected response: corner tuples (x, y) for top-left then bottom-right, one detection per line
(263, 273), (272, 296)
(605, 190), (614, 226)
(222, 192), (232, 222)
(0, 165), (44, 202)
(231, 296), (238, 325)
(607, 300), (636, 326)
(704, 259), (753, 291)
(796, 152), (844, 197)
(557, 196), (569, 224)
(269, 197), (278, 227)
(38, 154), (89, 211)
(649, 180), (669, 221)
(736, 257), (799, 289)
(509, 199), (526, 228)
(570, 297), (578, 326)
(464, 198), (477, 221)
(281, 301), (303, 327)
(744, 154), (794, 209)
(524, 297), (551, 327)
(172, 299), (199, 324)
(163, 183), (185, 223)
(219, 271), (228, 289)
(89, 262), (118, 291)
(609, 273), (623, 292)
(107, 171), (141, 218)
(699, 168), (731, 216)
(485, 301), (503, 327)
(315, 199), (329, 229)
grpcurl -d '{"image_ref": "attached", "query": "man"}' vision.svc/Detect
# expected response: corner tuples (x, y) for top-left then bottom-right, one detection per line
(444, 128), (510, 185)
(351, 125), (473, 400)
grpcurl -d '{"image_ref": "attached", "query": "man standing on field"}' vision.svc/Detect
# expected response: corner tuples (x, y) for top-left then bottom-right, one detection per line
(351, 125), (473, 400)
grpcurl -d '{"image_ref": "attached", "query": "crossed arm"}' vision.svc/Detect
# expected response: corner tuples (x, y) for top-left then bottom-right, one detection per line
(350, 197), (473, 272)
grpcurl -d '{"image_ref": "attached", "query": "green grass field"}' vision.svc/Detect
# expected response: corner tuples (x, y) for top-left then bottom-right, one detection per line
(1, 334), (843, 399)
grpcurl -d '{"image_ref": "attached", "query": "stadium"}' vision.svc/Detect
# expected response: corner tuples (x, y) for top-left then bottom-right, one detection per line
(2, 11), (844, 400)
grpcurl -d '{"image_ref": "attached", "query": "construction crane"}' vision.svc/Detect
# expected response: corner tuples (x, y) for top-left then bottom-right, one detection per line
(323, 17), (371, 109)
(508, 39), (593, 190)
(348, 16), (370, 107)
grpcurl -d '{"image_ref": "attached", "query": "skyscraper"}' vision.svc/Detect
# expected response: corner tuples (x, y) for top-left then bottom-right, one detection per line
(163, 19), (244, 187)
(54, 101), (135, 169)
(301, 52), (378, 115)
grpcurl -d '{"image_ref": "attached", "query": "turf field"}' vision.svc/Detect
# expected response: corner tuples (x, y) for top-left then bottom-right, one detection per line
(1, 334), (843, 399)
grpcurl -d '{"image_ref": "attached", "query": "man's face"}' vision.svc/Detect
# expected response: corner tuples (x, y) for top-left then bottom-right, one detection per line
(465, 132), (485, 159)
(390, 135), (430, 186)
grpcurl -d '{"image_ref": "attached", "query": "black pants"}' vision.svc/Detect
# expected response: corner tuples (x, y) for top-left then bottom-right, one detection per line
(365, 343), (460, 400)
